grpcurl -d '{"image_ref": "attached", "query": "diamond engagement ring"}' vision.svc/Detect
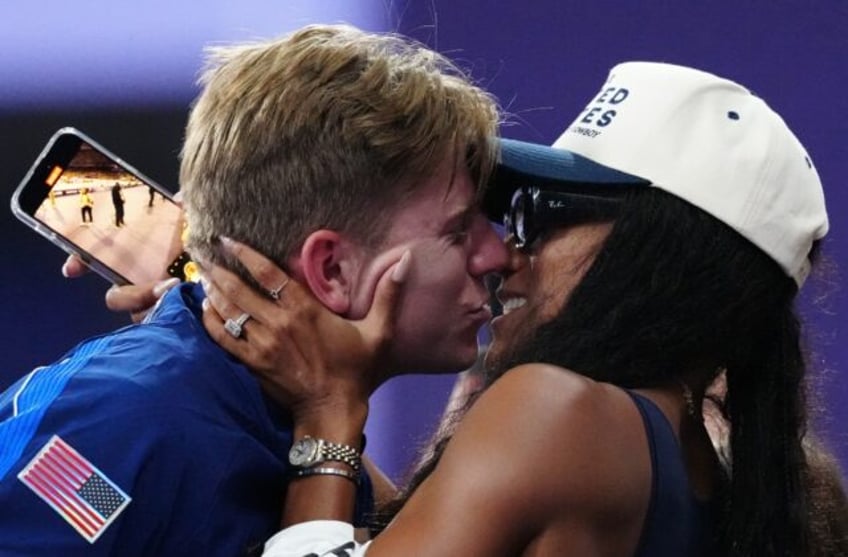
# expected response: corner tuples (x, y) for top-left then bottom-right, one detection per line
(269, 279), (290, 301)
(224, 312), (251, 338)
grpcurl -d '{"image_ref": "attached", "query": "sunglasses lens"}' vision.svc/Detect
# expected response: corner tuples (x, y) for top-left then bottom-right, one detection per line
(515, 200), (526, 246)
(506, 189), (529, 248)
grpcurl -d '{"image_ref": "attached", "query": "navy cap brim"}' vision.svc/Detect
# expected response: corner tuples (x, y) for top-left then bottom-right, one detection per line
(484, 138), (650, 220)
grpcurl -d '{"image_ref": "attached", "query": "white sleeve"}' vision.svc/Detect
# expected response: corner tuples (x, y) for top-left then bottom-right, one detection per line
(263, 520), (371, 557)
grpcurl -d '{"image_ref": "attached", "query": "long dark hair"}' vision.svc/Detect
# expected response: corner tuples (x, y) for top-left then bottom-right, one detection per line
(374, 187), (831, 556)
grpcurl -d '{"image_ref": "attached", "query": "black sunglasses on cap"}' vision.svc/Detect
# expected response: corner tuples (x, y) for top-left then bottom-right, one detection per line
(504, 187), (623, 251)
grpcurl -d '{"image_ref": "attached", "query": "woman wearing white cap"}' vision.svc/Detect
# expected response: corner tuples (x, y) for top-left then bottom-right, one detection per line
(203, 61), (842, 556)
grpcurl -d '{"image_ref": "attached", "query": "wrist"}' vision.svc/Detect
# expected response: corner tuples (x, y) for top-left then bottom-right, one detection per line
(292, 399), (368, 446)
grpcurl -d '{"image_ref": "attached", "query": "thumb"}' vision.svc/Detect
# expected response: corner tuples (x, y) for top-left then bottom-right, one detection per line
(359, 250), (410, 348)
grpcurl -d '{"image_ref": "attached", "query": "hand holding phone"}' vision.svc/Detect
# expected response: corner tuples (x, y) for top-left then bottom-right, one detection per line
(59, 252), (180, 321)
(11, 127), (196, 286)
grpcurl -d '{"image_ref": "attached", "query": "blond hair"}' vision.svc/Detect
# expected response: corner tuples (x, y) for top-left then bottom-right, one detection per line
(180, 24), (499, 281)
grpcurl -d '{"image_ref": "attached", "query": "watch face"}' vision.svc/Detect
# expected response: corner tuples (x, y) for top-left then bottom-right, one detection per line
(289, 437), (320, 467)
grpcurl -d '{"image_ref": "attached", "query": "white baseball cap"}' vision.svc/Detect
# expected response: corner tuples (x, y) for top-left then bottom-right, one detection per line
(489, 61), (829, 286)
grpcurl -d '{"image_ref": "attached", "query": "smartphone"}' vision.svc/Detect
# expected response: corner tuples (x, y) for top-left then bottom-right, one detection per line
(11, 127), (196, 285)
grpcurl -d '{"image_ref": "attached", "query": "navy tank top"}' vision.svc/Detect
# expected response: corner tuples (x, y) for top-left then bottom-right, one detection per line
(627, 391), (715, 557)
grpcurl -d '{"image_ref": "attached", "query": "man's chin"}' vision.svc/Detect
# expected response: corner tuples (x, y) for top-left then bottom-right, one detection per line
(422, 347), (482, 376)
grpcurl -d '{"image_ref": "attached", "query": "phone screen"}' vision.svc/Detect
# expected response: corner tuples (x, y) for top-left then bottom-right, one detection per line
(12, 128), (195, 285)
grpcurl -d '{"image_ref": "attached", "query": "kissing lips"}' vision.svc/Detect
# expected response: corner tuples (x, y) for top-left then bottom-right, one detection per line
(469, 303), (493, 325)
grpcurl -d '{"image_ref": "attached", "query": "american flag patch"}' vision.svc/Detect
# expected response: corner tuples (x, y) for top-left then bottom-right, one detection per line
(17, 435), (131, 543)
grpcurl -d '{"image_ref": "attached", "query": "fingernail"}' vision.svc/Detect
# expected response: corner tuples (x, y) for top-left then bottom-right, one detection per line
(61, 260), (71, 277)
(202, 298), (210, 311)
(392, 250), (411, 283)
(220, 236), (235, 251)
(105, 285), (119, 301)
(199, 275), (211, 293)
(153, 277), (180, 298)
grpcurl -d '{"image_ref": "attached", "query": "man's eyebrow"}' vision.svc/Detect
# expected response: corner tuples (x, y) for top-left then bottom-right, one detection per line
(441, 204), (475, 231)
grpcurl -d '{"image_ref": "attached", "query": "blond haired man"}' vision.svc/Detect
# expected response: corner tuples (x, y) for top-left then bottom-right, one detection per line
(0, 25), (508, 556)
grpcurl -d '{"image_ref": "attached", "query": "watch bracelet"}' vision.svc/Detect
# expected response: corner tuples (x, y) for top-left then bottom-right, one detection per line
(321, 440), (362, 472)
(291, 465), (359, 484)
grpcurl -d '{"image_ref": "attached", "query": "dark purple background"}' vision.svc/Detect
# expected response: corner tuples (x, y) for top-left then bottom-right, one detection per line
(1, 1), (845, 482)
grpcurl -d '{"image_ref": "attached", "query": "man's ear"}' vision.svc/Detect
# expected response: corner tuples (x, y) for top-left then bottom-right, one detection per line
(298, 230), (360, 314)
